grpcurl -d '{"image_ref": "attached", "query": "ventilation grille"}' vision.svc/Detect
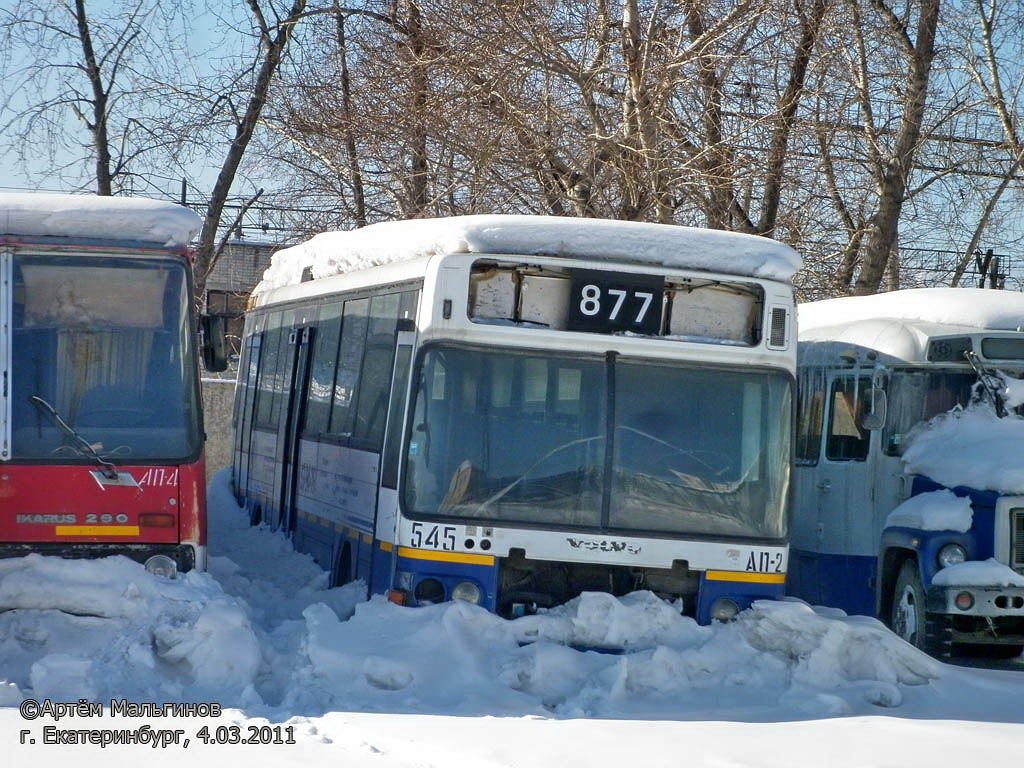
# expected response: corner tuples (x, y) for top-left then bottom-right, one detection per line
(768, 306), (789, 348)
(1012, 509), (1024, 574)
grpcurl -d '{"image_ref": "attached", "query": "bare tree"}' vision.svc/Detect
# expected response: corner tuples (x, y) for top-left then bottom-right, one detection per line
(189, 0), (309, 304)
(0, 0), (190, 194)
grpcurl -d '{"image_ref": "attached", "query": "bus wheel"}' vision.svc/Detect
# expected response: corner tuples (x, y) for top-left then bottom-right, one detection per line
(891, 561), (925, 648)
(333, 543), (352, 588)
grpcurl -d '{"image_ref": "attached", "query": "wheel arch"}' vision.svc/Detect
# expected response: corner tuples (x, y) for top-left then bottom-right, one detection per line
(878, 546), (917, 619)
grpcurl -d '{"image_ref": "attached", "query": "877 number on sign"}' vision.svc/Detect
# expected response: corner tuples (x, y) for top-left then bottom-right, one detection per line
(566, 269), (664, 335)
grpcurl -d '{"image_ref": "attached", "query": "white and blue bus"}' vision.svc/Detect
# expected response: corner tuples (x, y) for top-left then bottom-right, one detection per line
(231, 216), (799, 623)
(789, 288), (1024, 656)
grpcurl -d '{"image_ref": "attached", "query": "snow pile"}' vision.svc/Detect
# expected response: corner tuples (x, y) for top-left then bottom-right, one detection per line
(933, 559), (1024, 588)
(884, 490), (974, 532)
(901, 404), (1024, 494)
(285, 591), (939, 718)
(256, 215), (801, 294)
(0, 555), (261, 703)
(205, 474), (366, 627)
(1000, 371), (1024, 409)
(0, 193), (201, 248)
(800, 288), (1024, 334)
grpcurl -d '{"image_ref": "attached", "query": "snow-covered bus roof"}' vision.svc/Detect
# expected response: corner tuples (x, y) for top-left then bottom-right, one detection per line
(0, 193), (201, 249)
(798, 288), (1024, 364)
(255, 215), (802, 295)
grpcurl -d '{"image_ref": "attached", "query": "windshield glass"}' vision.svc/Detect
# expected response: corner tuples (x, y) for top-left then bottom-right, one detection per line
(884, 367), (1024, 455)
(9, 254), (200, 462)
(402, 345), (791, 539)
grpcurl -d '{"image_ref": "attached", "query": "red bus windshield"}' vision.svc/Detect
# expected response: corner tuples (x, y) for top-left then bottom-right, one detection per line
(8, 253), (201, 463)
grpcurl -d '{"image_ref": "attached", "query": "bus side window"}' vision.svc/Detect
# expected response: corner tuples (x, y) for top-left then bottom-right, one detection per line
(825, 376), (871, 461)
(352, 293), (402, 449)
(254, 311), (284, 428)
(329, 298), (370, 438)
(795, 389), (824, 465)
(267, 308), (296, 429)
(303, 301), (343, 436)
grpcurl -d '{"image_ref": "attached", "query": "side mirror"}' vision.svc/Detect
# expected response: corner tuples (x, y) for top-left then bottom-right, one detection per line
(860, 387), (887, 431)
(200, 314), (229, 373)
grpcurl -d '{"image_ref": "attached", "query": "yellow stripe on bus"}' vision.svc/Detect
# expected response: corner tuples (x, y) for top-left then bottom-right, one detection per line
(379, 541), (393, 552)
(705, 570), (786, 584)
(396, 546), (494, 567)
(54, 526), (140, 537)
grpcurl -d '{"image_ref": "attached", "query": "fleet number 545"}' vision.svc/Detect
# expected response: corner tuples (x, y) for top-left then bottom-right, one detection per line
(410, 522), (457, 551)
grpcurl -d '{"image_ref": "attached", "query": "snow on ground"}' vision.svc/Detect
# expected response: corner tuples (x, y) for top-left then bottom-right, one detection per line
(901, 403), (1024, 493)
(1, 470), (1023, 766)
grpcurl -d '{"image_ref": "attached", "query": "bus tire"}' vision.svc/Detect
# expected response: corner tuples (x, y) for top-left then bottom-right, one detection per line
(891, 561), (926, 649)
(333, 543), (352, 588)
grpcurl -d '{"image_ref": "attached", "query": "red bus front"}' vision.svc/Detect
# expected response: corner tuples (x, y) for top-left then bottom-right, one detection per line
(0, 238), (206, 574)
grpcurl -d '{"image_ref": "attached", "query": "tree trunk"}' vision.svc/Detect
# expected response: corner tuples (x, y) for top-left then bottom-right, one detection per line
(852, 0), (940, 295)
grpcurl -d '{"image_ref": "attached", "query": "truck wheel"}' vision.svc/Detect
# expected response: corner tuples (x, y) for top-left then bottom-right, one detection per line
(891, 561), (952, 659)
(891, 561), (927, 647)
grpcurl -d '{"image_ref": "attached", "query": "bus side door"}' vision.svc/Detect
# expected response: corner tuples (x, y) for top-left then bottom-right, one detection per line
(814, 372), (878, 615)
(277, 324), (315, 535)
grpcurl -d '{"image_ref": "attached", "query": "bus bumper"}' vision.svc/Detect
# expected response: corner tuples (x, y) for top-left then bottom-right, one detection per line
(927, 584), (1024, 646)
(0, 542), (200, 573)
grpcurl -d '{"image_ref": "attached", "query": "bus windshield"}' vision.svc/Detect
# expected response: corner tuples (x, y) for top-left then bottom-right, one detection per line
(883, 367), (1024, 455)
(9, 254), (200, 462)
(402, 345), (791, 539)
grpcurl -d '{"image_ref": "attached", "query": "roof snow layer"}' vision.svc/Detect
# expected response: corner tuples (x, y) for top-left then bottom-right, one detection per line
(0, 193), (201, 248)
(800, 287), (1024, 334)
(256, 215), (802, 294)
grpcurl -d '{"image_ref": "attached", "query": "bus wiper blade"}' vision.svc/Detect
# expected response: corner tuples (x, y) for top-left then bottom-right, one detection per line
(29, 395), (119, 479)
(965, 351), (1007, 418)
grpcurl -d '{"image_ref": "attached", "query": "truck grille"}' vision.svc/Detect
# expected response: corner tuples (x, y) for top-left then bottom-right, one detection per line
(1013, 509), (1024, 574)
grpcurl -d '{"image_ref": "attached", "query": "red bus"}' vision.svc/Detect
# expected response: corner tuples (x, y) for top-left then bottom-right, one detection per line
(0, 193), (225, 576)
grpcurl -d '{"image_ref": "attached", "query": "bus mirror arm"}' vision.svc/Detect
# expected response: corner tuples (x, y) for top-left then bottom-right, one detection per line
(200, 314), (229, 373)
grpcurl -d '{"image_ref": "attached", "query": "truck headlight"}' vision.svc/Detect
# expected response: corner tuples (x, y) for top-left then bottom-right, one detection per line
(451, 581), (481, 604)
(937, 543), (967, 569)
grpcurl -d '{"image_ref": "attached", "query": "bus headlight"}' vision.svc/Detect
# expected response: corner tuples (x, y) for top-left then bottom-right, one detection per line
(451, 581), (481, 604)
(937, 544), (967, 569)
(414, 578), (445, 605)
(145, 554), (177, 579)
(709, 597), (740, 622)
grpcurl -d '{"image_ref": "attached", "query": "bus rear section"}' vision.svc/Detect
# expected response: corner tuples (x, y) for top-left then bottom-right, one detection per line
(0, 194), (207, 575)
(233, 216), (800, 624)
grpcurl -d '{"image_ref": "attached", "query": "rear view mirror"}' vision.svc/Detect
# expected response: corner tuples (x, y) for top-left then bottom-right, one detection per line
(200, 314), (229, 373)
(860, 387), (887, 431)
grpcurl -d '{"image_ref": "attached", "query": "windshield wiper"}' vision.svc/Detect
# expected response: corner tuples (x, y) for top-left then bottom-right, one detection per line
(965, 351), (1008, 418)
(29, 395), (119, 479)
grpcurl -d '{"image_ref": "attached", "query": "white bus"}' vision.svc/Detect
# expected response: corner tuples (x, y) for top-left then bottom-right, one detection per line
(789, 288), (1024, 656)
(231, 216), (799, 623)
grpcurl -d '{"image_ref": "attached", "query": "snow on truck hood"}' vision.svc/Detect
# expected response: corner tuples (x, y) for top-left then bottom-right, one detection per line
(255, 215), (802, 294)
(0, 193), (201, 249)
(902, 404), (1024, 495)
